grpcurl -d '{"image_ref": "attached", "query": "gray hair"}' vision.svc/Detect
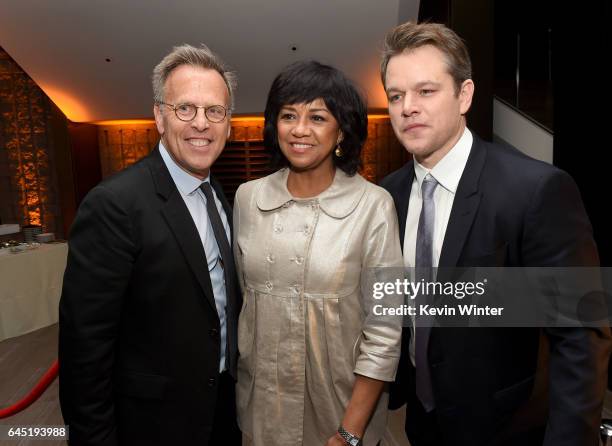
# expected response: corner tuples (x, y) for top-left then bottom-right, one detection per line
(152, 43), (237, 112)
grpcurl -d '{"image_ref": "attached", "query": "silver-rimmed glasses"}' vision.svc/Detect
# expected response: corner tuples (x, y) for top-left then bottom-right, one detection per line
(158, 102), (228, 123)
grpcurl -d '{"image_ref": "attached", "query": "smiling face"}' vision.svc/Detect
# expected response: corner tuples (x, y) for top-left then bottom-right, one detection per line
(276, 98), (343, 174)
(385, 45), (474, 168)
(153, 64), (231, 179)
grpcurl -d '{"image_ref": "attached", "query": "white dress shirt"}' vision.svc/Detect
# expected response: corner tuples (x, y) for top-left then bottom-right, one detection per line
(404, 127), (473, 365)
(160, 142), (230, 372)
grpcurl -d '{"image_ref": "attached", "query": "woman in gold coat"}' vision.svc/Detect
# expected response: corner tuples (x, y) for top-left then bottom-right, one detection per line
(234, 60), (403, 446)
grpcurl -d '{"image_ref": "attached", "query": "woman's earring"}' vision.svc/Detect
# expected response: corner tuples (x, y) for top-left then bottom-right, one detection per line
(335, 143), (343, 157)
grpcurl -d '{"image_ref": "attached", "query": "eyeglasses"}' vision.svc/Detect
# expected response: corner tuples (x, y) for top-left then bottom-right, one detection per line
(158, 102), (228, 123)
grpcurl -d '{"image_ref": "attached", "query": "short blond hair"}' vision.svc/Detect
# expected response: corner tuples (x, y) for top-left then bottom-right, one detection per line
(381, 21), (471, 95)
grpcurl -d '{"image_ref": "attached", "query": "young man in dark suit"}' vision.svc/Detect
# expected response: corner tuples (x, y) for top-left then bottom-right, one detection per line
(379, 21), (611, 446)
(59, 44), (241, 446)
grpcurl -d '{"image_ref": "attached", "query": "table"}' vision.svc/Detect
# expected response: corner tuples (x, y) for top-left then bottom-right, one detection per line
(0, 242), (68, 342)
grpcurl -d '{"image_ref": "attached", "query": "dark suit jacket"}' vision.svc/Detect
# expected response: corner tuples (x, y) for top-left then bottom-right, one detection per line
(381, 135), (611, 446)
(59, 146), (240, 446)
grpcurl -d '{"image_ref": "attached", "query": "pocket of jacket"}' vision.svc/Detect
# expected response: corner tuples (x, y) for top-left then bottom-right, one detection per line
(324, 297), (354, 388)
(238, 289), (256, 361)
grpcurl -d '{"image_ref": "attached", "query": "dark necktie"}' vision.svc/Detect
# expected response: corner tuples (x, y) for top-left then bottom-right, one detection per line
(415, 175), (438, 411)
(200, 181), (237, 378)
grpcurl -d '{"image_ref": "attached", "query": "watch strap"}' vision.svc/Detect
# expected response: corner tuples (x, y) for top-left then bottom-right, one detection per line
(337, 425), (362, 446)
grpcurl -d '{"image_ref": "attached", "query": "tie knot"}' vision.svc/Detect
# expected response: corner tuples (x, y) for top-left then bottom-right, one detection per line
(421, 176), (438, 201)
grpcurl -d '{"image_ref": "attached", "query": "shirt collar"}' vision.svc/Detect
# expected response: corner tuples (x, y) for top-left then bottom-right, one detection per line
(256, 168), (367, 218)
(159, 141), (210, 195)
(414, 127), (472, 196)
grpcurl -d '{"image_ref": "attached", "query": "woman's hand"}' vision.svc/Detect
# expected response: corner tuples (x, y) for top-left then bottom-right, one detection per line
(325, 431), (347, 446)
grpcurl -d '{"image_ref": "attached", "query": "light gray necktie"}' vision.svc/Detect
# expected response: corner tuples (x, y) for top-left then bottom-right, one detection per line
(415, 174), (438, 411)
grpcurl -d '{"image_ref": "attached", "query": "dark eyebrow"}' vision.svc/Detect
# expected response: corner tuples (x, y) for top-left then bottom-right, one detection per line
(415, 81), (442, 89)
(279, 106), (331, 113)
(386, 81), (442, 93)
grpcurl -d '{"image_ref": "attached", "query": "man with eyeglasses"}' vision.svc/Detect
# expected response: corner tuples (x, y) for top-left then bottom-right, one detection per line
(59, 44), (241, 446)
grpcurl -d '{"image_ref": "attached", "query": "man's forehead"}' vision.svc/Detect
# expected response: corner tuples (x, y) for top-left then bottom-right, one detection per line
(385, 50), (451, 86)
(164, 66), (229, 99)
(166, 65), (226, 86)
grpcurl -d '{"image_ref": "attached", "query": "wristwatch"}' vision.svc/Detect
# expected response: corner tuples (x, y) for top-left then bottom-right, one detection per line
(337, 425), (362, 446)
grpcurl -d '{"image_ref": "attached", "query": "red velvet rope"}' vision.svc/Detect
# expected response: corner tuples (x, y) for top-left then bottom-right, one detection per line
(0, 359), (59, 419)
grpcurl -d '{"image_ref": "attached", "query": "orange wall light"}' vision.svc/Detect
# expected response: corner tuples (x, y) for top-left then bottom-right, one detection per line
(39, 85), (92, 122)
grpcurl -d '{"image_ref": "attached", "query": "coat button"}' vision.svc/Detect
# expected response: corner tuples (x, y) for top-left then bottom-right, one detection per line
(303, 225), (310, 235)
(273, 224), (283, 233)
(265, 280), (273, 290)
(209, 328), (219, 338)
(266, 253), (275, 263)
(294, 255), (304, 265)
(208, 377), (216, 387)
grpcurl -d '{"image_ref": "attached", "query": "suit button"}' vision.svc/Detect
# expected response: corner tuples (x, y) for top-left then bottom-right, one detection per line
(208, 377), (216, 387)
(209, 328), (219, 338)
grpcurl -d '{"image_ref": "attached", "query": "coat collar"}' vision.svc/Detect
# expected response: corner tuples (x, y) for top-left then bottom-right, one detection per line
(256, 168), (367, 219)
(147, 144), (228, 216)
(437, 134), (486, 269)
(144, 144), (224, 315)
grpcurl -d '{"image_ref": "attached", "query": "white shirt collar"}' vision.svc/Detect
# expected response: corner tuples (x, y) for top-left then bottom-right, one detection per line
(414, 127), (472, 196)
(159, 141), (210, 195)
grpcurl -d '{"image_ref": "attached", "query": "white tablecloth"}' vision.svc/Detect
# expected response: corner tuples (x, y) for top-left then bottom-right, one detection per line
(0, 242), (68, 341)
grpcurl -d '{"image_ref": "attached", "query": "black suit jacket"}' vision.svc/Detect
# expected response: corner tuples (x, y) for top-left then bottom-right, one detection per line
(59, 146), (240, 446)
(381, 135), (611, 446)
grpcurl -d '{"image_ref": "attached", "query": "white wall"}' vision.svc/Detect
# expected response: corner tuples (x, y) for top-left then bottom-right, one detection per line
(492, 98), (553, 164)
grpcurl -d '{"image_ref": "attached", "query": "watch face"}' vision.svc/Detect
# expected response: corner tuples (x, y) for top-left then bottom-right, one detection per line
(349, 439), (359, 446)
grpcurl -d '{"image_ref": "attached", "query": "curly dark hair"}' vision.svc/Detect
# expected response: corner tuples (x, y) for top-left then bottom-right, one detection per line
(264, 60), (367, 176)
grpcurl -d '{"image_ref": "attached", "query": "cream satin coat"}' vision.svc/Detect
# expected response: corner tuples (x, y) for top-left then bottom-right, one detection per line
(233, 168), (403, 446)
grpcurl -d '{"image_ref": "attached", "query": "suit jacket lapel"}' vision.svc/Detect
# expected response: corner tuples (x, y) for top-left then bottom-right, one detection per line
(147, 146), (218, 313)
(438, 137), (486, 272)
(389, 162), (415, 251)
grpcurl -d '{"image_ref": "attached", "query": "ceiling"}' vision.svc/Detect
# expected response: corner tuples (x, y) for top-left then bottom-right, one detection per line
(0, 0), (419, 122)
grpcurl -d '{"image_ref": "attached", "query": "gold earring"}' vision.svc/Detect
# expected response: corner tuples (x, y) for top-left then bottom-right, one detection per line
(335, 143), (343, 157)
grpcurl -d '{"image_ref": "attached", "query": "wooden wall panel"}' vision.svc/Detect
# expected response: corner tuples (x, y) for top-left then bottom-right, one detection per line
(0, 46), (69, 238)
(96, 116), (408, 203)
